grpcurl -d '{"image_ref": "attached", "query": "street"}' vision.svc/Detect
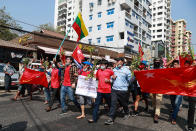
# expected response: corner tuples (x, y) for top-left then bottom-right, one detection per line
(0, 90), (193, 131)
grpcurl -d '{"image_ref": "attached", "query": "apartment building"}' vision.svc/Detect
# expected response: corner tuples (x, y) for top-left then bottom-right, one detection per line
(151, 0), (171, 57)
(81, 0), (152, 60)
(170, 19), (192, 57)
(54, 0), (82, 40)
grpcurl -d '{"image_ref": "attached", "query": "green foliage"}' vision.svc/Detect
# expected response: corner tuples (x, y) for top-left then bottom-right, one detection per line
(130, 55), (141, 72)
(0, 7), (22, 41)
(38, 23), (56, 32)
(86, 59), (98, 79)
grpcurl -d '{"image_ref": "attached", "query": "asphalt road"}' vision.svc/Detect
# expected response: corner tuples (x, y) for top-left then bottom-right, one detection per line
(0, 90), (195, 131)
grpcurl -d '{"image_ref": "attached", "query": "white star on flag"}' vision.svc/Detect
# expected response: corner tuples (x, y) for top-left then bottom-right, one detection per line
(77, 50), (81, 54)
(144, 72), (154, 78)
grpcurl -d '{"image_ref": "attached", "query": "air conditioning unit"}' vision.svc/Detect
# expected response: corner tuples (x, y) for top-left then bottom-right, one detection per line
(108, 0), (112, 5)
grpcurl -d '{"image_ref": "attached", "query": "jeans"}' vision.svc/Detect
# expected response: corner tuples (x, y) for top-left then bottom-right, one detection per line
(109, 89), (129, 120)
(49, 88), (60, 108)
(60, 86), (80, 111)
(93, 92), (111, 122)
(4, 75), (11, 91)
(188, 97), (196, 129)
(44, 87), (51, 102)
(170, 95), (183, 120)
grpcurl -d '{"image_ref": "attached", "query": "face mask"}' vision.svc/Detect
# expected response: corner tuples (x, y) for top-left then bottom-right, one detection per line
(154, 62), (160, 68)
(100, 65), (106, 70)
(52, 64), (56, 68)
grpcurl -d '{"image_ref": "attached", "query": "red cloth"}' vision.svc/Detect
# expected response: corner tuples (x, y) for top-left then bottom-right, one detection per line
(79, 69), (90, 77)
(72, 45), (84, 63)
(96, 69), (114, 93)
(20, 68), (48, 88)
(134, 66), (196, 97)
(63, 65), (71, 86)
(51, 68), (60, 88)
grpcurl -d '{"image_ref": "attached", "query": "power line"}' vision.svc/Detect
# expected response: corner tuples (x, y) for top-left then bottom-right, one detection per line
(0, 24), (125, 49)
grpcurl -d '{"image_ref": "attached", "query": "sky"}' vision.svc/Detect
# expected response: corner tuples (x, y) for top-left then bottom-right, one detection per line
(0, 0), (196, 50)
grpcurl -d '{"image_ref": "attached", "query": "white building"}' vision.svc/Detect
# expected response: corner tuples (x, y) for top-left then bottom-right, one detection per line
(54, 0), (82, 40)
(151, 0), (171, 57)
(81, 0), (152, 59)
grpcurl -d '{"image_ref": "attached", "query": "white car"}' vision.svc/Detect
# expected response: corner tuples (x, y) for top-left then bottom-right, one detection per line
(0, 63), (20, 87)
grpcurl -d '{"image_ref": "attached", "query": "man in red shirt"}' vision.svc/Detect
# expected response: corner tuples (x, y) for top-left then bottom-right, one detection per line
(60, 56), (80, 115)
(88, 60), (114, 123)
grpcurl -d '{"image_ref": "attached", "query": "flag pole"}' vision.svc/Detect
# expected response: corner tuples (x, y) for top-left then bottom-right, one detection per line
(54, 16), (77, 59)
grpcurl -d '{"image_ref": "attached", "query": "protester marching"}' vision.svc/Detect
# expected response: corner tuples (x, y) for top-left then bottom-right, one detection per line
(0, 12), (195, 131)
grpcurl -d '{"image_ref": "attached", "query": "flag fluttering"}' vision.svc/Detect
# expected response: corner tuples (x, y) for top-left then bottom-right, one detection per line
(20, 68), (48, 88)
(72, 45), (84, 64)
(134, 66), (196, 97)
(72, 12), (88, 42)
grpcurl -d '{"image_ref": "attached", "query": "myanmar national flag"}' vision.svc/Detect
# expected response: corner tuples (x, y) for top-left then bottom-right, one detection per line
(72, 12), (88, 42)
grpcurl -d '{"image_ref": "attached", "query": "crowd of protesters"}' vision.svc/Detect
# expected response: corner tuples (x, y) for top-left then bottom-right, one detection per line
(2, 55), (196, 131)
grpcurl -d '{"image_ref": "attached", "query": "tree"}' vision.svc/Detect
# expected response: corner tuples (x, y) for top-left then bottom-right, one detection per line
(38, 23), (65, 35)
(0, 7), (22, 41)
(38, 23), (56, 32)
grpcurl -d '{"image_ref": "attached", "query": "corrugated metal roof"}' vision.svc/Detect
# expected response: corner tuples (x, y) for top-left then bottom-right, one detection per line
(0, 39), (36, 51)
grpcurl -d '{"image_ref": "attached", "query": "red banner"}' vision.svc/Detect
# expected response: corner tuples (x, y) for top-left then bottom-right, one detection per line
(134, 66), (196, 97)
(20, 68), (48, 88)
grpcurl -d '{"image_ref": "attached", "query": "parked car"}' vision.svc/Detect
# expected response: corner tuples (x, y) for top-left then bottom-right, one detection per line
(0, 63), (20, 87)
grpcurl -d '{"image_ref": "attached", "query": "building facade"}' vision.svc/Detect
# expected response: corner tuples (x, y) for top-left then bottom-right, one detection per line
(54, 0), (82, 40)
(81, 0), (152, 60)
(151, 0), (171, 58)
(169, 19), (192, 57)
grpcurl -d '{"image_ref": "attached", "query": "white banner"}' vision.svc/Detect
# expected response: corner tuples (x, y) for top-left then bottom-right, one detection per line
(76, 75), (98, 98)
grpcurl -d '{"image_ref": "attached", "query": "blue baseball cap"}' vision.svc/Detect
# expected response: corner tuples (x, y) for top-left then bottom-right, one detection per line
(83, 61), (93, 66)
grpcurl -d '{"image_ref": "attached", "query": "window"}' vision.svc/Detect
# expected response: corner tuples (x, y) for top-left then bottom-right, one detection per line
(153, 24), (155, 27)
(157, 35), (162, 38)
(98, 0), (102, 5)
(107, 22), (114, 28)
(107, 8), (114, 15)
(89, 15), (93, 20)
(97, 38), (101, 43)
(89, 27), (92, 32)
(88, 39), (92, 44)
(158, 12), (162, 15)
(97, 25), (101, 30)
(157, 29), (162, 32)
(153, 30), (155, 33)
(157, 23), (162, 26)
(98, 12), (102, 18)
(119, 32), (124, 39)
(106, 35), (114, 42)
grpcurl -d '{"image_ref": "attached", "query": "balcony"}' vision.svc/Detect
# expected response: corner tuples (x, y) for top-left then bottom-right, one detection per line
(120, 0), (132, 11)
(142, 36), (146, 41)
(134, 31), (138, 37)
(125, 11), (132, 21)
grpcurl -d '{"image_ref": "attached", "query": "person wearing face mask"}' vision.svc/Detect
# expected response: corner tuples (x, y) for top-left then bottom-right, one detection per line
(152, 58), (163, 123)
(60, 56), (80, 115)
(45, 61), (61, 112)
(76, 61), (92, 119)
(88, 60), (114, 123)
(105, 57), (132, 125)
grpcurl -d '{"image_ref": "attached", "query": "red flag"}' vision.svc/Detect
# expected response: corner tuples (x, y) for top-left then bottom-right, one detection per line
(20, 68), (48, 88)
(134, 66), (196, 97)
(60, 47), (66, 65)
(139, 43), (144, 61)
(72, 45), (84, 63)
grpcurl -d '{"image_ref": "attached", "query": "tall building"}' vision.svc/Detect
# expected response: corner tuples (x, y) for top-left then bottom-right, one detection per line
(81, 0), (152, 60)
(54, 0), (82, 40)
(169, 19), (192, 57)
(151, 0), (171, 58)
